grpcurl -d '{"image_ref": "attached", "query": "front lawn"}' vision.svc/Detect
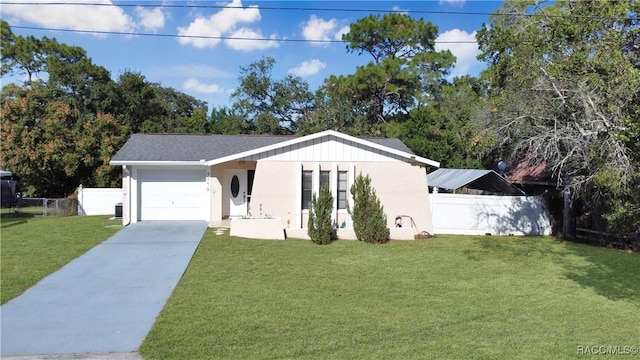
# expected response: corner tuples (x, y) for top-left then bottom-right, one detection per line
(141, 231), (639, 359)
(0, 214), (121, 304)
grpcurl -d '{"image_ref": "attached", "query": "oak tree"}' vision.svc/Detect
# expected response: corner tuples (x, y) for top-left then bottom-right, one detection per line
(477, 0), (640, 231)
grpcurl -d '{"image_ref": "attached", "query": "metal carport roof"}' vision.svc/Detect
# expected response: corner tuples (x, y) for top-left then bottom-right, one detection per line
(427, 168), (525, 195)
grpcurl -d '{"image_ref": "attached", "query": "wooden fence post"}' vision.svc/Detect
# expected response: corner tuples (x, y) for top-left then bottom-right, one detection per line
(563, 188), (575, 241)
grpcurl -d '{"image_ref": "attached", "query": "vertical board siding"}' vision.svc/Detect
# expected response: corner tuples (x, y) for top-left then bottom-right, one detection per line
(239, 136), (404, 163)
(77, 188), (123, 216)
(430, 193), (552, 236)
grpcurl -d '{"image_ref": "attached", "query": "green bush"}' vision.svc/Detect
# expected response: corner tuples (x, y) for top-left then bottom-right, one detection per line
(308, 186), (335, 245)
(349, 173), (389, 244)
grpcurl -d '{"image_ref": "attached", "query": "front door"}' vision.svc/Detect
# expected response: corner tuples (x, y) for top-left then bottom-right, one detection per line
(227, 169), (247, 217)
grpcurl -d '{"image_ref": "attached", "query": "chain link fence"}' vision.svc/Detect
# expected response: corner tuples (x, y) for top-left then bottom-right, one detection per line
(14, 197), (78, 217)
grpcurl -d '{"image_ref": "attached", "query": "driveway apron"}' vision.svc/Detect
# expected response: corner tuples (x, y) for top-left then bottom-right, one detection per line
(1, 221), (208, 356)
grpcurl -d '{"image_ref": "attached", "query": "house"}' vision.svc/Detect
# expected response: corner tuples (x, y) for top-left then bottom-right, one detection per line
(110, 130), (440, 239)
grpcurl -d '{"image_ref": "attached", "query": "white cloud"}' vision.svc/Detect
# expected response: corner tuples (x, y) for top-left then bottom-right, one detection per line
(224, 28), (280, 51)
(183, 78), (226, 94)
(2, 0), (135, 36)
(439, 0), (466, 6)
(391, 6), (409, 15)
(177, 0), (262, 49)
(288, 59), (326, 77)
(151, 64), (235, 79)
(435, 29), (481, 76)
(177, 16), (223, 48)
(302, 15), (339, 46)
(135, 6), (166, 32)
(335, 25), (350, 41)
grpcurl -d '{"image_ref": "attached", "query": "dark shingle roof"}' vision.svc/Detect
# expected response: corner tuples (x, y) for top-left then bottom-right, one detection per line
(111, 133), (414, 162)
(365, 137), (413, 154)
(111, 134), (290, 162)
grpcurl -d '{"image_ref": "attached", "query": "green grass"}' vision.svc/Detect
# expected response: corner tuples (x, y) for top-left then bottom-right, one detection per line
(141, 231), (639, 359)
(0, 214), (121, 304)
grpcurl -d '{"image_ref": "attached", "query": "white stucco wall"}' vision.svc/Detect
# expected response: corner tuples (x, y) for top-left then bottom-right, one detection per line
(357, 162), (434, 235)
(249, 160), (434, 239)
(248, 161), (297, 229)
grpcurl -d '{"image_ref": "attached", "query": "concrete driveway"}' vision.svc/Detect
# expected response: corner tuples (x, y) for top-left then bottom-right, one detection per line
(1, 221), (208, 357)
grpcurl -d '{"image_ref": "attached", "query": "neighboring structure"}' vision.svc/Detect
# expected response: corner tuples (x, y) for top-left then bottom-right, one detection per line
(427, 168), (525, 195)
(1, 170), (19, 208)
(427, 168), (552, 236)
(110, 130), (440, 239)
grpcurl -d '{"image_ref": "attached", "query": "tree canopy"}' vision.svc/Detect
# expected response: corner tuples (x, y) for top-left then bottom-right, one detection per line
(477, 0), (640, 231)
(335, 13), (455, 128)
(1, 21), (211, 196)
(231, 56), (314, 134)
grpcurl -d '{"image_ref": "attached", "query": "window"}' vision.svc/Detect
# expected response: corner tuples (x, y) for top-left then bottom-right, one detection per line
(337, 171), (347, 210)
(320, 170), (330, 191)
(301, 168), (348, 211)
(302, 170), (312, 209)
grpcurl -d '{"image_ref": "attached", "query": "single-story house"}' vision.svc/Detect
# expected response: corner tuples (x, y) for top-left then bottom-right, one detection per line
(110, 130), (440, 239)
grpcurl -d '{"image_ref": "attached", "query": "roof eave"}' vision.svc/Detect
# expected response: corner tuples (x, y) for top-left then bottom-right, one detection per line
(109, 160), (208, 166)
(406, 156), (440, 168)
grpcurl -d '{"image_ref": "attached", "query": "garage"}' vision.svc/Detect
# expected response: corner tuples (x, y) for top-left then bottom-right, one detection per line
(138, 168), (208, 221)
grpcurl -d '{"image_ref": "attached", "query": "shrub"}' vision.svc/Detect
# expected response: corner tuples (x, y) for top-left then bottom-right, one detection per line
(308, 186), (335, 245)
(349, 173), (389, 244)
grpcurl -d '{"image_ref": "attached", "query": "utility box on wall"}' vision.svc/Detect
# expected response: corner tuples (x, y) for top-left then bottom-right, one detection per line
(115, 203), (123, 219)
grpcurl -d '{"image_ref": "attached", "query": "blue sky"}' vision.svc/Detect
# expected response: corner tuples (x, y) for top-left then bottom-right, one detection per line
(2, 0), (503, 109)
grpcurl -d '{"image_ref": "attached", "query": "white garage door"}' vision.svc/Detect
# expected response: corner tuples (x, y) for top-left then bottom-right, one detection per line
(138, 169), (208, 221)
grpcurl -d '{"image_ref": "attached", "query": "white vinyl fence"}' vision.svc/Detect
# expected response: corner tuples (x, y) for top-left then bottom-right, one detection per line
(430, 193), (552, 236)
(77, 186), (123, 216)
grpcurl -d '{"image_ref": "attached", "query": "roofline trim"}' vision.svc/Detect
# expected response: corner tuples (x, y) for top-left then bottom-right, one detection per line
(205, 130), (440, 167)
(109, 160), (209, 166)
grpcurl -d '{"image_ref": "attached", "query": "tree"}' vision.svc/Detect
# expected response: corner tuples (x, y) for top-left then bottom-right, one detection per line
(349, 173), (389, 244)
(114, 71), (209, 134)
(231, 56), (314, 134)
(1, 23), (213, 197)
(339, 13), (455, 127)
(1, 19), (87, 86)
(209, 106), (253, 134)
(383, 76), (491, 168)
(1, 82), (124, 196)
(0, 24), (126, 196)
(298, 81), (371, 136)
(138, 85), (209, 134)
(308, 186), (335, 244)
(113, 71), (161, 133)
(79, 112), (128, 188)
(477, 0), (640, 232)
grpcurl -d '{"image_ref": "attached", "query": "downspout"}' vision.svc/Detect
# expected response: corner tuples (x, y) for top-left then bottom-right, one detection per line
(123, 165), (131, 226)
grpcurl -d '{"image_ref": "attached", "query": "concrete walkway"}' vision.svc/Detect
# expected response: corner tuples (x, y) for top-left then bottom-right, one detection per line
(1, 221), (208, 357)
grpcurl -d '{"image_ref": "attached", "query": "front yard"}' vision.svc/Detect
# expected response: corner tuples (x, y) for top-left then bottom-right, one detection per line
(2, 216), (638, 358)
(141, 229), (639, 359)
